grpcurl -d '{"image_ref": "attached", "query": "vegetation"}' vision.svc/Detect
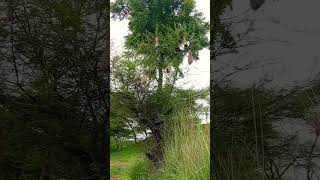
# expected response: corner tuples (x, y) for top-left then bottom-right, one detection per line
(110, 60), (210, 178)
(158, 109), (210, 180)
(212, 1), (320, 179)
(110, 0), (210, 179)
(126, 108), (209, 180)
(0, 1), (109, 179)
(4, 0), (319, 179)
(110, 141), (144, 180)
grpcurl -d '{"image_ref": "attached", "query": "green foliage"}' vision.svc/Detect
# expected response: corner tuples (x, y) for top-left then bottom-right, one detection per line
(211, 0), (237, 59)
(110, 0), (210, 176)
(0, 95), (91, 179)
(111, 92), (134, 138)
(110, 137), (136, 152)
(129, 108), (209, 180)
(110, 0), (210, 135)
(112, 0), (209, 82)
(111, 55), (209, 138)
(0, 0), (109, 179)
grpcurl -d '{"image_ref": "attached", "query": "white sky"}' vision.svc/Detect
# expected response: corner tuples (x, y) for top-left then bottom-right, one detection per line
(110, 0), (210, 90)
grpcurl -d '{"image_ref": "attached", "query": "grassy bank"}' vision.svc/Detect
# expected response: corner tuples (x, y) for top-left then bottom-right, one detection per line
(110, 111), (261, 180)
(158, 110), (210, 179)
(129, 109), (210, 180)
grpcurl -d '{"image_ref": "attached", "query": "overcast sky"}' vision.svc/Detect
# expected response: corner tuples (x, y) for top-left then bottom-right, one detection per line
(217, 1), (320, 178)
(110, 0), (210, 90)
(215, 0), (320, 89)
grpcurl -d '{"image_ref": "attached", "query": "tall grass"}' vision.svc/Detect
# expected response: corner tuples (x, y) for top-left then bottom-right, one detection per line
(159, 109), (210, 180)
(216, 150), (264, 180)
(130, 108), (210, 180)
(129, 107), (265, 180)
(129, 159), (153, 179)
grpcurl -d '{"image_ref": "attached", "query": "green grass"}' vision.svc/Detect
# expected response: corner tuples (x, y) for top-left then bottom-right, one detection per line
(158, 109), (210, 180)
(111, 110), (260, 180)
(110, 142), (144, 180)
(130, 109), (210, 180)
(129, 158), (153, 180)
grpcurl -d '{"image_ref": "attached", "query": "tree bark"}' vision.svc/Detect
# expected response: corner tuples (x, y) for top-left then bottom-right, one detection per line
(146, 53), (165, 166)
(157, 53), (164, 90)
(126, 119), (137, 143)
(145, 112), (164, 166)
(144, 129), (148, 138)
(158, 68), (163, 90)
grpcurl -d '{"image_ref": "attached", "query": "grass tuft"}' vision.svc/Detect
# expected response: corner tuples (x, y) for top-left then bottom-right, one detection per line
(130, 108), (210, 180)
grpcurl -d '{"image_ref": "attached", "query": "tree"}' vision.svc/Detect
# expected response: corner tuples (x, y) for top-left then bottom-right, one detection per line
(0, 0), (109, 179)
(111, 53), (209, 167)
(111, 0), (209, 164)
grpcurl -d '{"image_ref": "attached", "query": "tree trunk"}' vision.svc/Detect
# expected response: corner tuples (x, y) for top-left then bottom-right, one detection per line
(158, 68), (163, 90)
(157, 53), (164, 90)
(94, 109), (109, 180)
(147, 53), (165, 166)
(87, 30), (111, 180)
(116, 138), (119, 151)
(126, 119), (137, 143)
(146, 112), (164, 166)
(40, 152), (56, 180)
(144, 129), (148, 138)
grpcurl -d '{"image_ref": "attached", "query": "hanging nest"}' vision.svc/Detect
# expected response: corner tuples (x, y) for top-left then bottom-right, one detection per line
(142, 73), (149, 83)
(179, 36), (190, 50)
(154, 36), (159, 47)
(250, 0), (266, 10)
(188, 50), (193, 65)
(166, 66), (172, 74)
